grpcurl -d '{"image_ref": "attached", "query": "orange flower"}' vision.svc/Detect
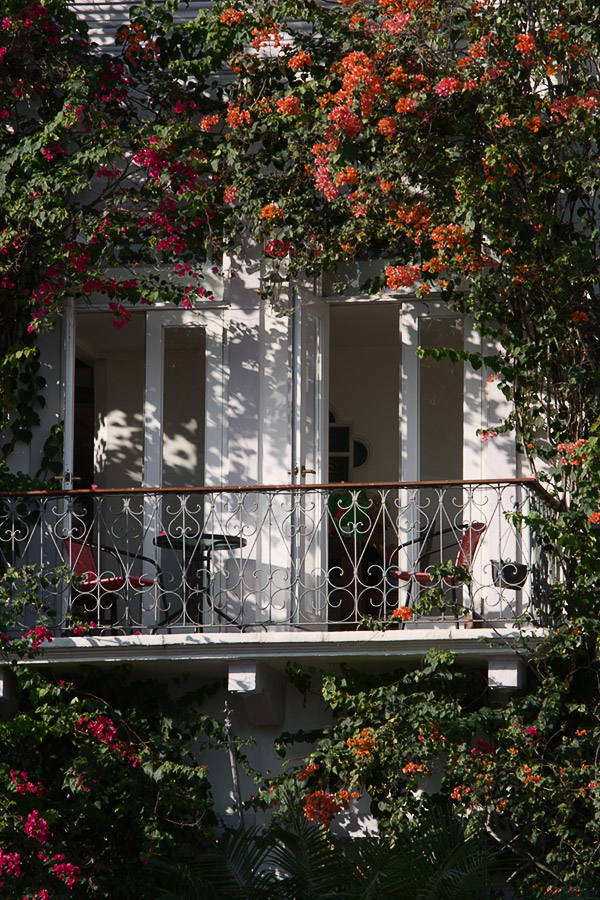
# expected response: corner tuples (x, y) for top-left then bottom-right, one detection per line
(392, 605), (412, 621)
(276, 95), (300, 116)
(588, 512), (600, 525)
(303, 790), (343, 825)
(525, 116), (544, 131)
(336, 166), (359, 186)
(260, 203), (284, 221)
(298, 762), (320, 782)
(347, 728), (377, 757)
(288, 50), (312, 71)
(226, 105), (252, 129)
(386, 264), (421, 289)
(515, 33), (536, 55)
(572, 310), (590, 323)
(450, 785), (470, 801)
(200, 114), (219, 132)
(395, 97), (416, 114)
(220, 8), (245, 25)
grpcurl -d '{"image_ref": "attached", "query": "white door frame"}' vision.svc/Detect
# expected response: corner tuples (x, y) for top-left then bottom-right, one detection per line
(291, 289), (329, 486)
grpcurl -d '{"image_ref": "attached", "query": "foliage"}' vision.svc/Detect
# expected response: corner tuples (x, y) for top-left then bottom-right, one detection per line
(2, 0), (600, 896)
(2, 0), (600, 462)
(152, 798), (502, 899)
(153, 0), (600, 456)
(0, 567), (244, 899)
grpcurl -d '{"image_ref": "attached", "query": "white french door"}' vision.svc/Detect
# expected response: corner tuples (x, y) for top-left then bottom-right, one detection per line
(399, 301), (483, 579)
(63, 306), (227, 491)
(290, 293), (329, 624)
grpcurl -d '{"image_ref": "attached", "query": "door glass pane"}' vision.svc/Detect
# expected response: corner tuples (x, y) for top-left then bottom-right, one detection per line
(75, 311), (145, 489)
(162, 326), (206, 488)
(419, 316), (464, 480)
(417, 316), (465, 573)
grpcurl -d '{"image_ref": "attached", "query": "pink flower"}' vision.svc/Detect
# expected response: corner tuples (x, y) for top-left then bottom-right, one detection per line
(524, 725), (539, 738)
(328, 105), (361, 137)
(51, 857), (81, 888)
(471, 739), (494, 756)
(10, 770), (46, 796)
(24, 810), (50, 843)
(434, 77), (463, 97)
(479, 430), (498, 442)
(0, 849), (21, 876)
(24, 626), (54, 650)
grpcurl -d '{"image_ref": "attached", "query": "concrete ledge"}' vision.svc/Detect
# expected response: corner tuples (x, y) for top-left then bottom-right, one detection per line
(21, 627), (547, 669)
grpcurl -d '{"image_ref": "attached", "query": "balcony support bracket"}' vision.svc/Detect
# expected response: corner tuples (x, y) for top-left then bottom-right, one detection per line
(488, 654), (526, 693)
(228, 660), (285, 726)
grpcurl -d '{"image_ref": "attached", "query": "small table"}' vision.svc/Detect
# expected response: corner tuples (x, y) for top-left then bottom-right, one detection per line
(153, 532), (246, 630)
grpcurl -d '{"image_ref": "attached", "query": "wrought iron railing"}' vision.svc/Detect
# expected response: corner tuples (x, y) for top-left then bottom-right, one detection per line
(0, 480), (556, 636)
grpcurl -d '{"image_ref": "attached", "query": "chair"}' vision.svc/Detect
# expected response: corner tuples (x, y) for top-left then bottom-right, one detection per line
(62, 538), (160, 629)
(388, 522), (487, 618)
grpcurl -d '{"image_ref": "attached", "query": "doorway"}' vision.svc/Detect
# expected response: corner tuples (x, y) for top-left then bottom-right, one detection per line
(69, 308), (226, 490)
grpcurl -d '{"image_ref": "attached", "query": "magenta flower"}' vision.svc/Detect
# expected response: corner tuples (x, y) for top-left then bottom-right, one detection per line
(524, 725), (539, 739)
(471, 739), (494, 756)
(24, 810), (50, 843)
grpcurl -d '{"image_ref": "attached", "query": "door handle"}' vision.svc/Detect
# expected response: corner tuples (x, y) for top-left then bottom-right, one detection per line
(301, 466), (316, 477)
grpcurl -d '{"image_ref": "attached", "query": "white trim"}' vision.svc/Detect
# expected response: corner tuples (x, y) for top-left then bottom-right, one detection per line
(61, 300), (76, 490)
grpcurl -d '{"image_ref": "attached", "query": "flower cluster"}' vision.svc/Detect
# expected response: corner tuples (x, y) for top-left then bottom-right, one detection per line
(220, 7), (245, 25)
(226, 104), (252, 129)
(0, 850), (21, 878)
(24, 625), (53, 650)
(23, 810), (50, 843)
(276, 95), (300, 116)
(76, 715), (141, 766)
(556, 438), (589, 465)
(259, 203), (284, 221)
(51, 854), (81, 888)
(347, 727), (377, 757)
(288, 50), (312, 71)
(434, 77), (463, 97)
(10, 769), (47, 795)
(303, 790), (345, 825)
(265, 239), (293, 258)
(471, 739), (494, 756)
(200, 114), (219, 132)
(392, 605), (412, 621)
(450, 784), (470, 801)
(515, 33), (536, 55)
(377, 116), (397, 137)
(328, 105), (361, 137)
(72, 621), (97, 635)
(479, 429), (498, 442)
(297, 762), (320, 781)
(385, 264), (422, 289)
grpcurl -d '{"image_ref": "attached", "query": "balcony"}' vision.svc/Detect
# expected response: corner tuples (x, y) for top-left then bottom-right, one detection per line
(0, 480), (555, 648)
